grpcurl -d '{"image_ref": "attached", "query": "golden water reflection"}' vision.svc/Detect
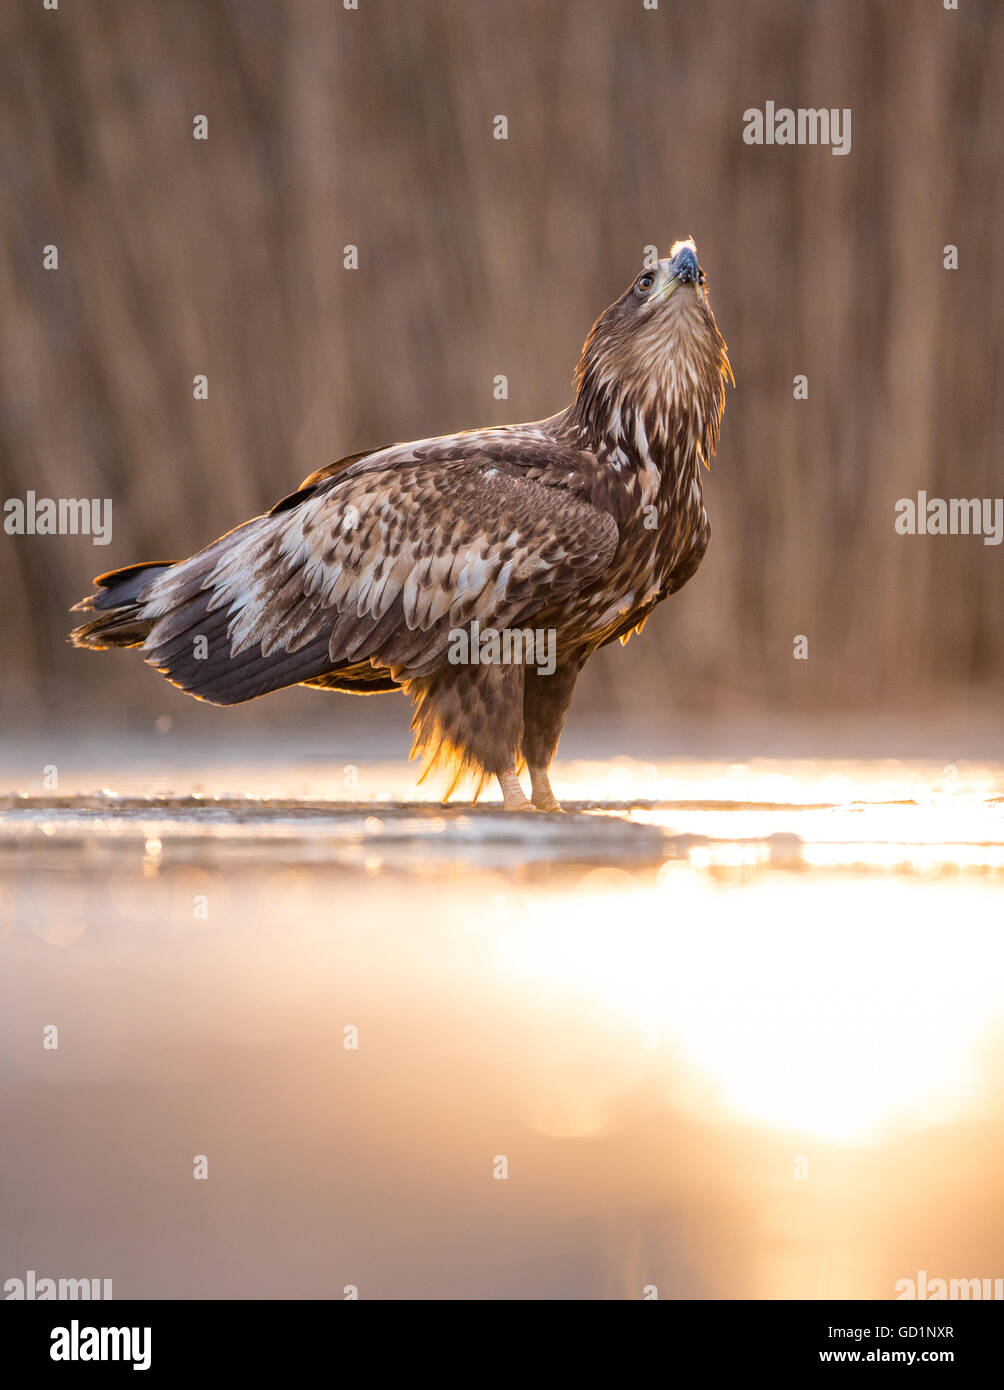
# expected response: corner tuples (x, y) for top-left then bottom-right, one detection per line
(494, 868), (1003, 1145)
(1, 754), (1001, 1298)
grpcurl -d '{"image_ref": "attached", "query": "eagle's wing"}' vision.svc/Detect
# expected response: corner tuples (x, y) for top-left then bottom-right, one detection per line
(137, 449), (618, 704)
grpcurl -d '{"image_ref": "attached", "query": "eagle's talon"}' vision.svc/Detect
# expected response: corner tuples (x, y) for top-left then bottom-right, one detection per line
(528, 768), (563, 813)
(498, 770), (534, 812)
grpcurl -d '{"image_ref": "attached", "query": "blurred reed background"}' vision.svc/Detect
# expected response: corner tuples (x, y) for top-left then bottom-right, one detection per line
(0, 0), (1000, 735)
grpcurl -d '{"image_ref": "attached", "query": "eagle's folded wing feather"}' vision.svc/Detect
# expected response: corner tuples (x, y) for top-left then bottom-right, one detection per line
(136, 457), (618, 704)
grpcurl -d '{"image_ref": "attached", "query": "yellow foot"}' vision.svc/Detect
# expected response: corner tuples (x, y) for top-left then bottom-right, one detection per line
(498, 770), (537, 812)
(529, 767), (564, 812)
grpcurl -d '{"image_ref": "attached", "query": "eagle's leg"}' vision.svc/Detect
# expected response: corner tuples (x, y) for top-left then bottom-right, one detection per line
(527, 765), (562, 813)
(408, 661), (531, 808)
(497, 769), (535, 812)
(522, 657), (583, 813)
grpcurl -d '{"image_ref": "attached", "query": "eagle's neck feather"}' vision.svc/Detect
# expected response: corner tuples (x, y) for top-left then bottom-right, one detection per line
(566, 298), (731, 487)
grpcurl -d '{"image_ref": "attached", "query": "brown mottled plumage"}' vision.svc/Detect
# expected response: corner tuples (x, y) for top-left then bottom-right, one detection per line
(71, 240), (732, 810)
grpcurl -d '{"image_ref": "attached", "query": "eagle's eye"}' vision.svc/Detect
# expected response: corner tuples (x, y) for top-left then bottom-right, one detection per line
(635, 272), (655, 295)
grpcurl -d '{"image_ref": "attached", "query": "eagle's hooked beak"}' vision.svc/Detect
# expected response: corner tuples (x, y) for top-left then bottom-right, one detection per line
(659, 241), (704, 300)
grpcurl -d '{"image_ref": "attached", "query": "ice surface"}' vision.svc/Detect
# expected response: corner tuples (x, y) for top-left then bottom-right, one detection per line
(1, 747), (1002, 1298)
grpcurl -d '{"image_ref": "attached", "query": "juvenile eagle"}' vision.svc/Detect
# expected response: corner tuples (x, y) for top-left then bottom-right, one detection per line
(71, 239), (731, 811)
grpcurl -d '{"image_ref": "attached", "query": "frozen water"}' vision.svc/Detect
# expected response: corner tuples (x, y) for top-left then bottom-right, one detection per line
(1, 745), (1002, 1298)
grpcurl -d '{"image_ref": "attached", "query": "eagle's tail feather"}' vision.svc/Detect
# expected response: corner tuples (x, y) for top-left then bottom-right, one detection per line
(69, 561), (174, 650)
(70, 546), (346, 707)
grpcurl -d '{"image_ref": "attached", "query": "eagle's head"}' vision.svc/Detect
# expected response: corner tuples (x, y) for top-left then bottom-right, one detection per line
(572, 238), (733, 468)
